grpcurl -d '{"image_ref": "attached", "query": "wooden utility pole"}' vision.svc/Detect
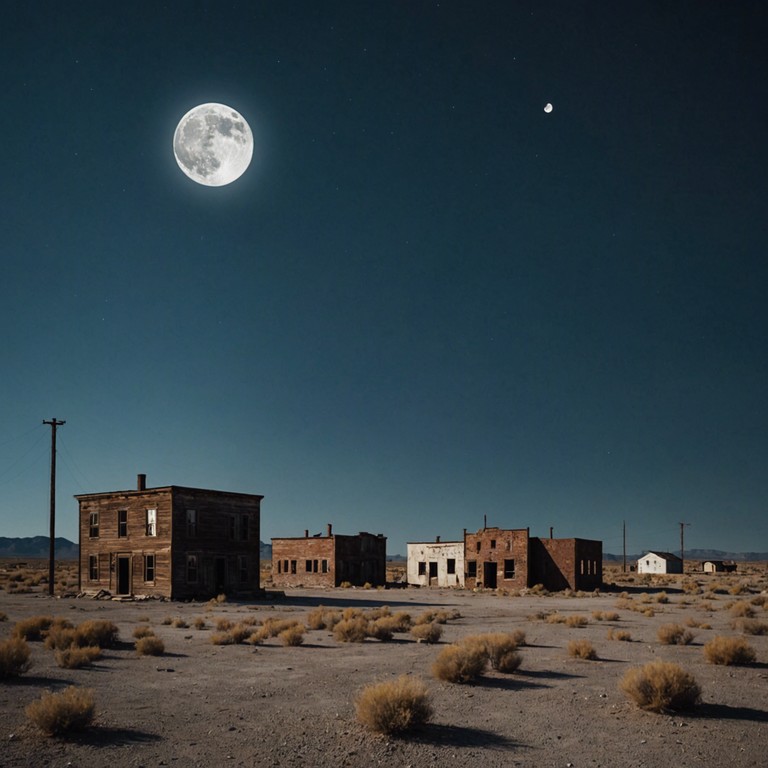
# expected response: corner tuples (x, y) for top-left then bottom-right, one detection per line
(622, 520), (627, 573)
(43, 419), (65, 596)
(679, 521), (690, 575)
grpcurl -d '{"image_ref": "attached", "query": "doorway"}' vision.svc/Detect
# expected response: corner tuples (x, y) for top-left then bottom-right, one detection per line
(483, 561), (497, 589)
(116, 555), (131, 595)
(215, 557), (227, 593)
(428, 561), (438, 583)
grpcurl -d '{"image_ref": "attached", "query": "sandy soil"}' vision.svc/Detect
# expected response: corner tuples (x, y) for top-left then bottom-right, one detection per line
(1, 583), (766, 767)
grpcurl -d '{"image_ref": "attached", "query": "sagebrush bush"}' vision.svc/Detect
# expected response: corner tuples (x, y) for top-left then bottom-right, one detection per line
(568, 639), (598, 660)
(334, 616), (369, 643)
(0, 637), (32, 678)
(132, 625), (155, 640)
(44, 626), (78, 651)
(367, 617), (398, 641)
(565, 615), (589, 628)
(262, 618), (303, 638)
(410, 622), (443, 644)
(55, 646), (101, 669)
(432, 644), (486, 683)
(279, 625), (305, 646)
(75, 620), (119, 648)
(733, 618), (768, 635)
(607, 629), (632, 642)
(657, 624), (695, 646)
(210, 632), (236, 646)
(136, 636), (165, 656)
(26, 686), (96, 735)
(620, 661), (701, 713)
(390, 612), (413, 633)
(415, 610), (449, 626)
(730, 601), (755, 619)
(465, 633), (522, 672)
(355, 675), (432, 734)
(171, 618), (188, 629)
(13, 615), (53, 641)
(703, 636), (756, 666)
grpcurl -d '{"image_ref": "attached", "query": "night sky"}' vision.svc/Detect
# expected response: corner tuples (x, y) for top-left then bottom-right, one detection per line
(2, 1), (766, 557)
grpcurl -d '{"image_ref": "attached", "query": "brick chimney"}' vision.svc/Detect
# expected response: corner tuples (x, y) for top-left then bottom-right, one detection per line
(137, 474), (146, 491)
(327, 523), (332, 537)
(304, 529), (309, 538)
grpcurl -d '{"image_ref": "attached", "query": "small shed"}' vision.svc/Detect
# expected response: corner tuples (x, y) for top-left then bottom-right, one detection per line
(407, 539), (464, 587)
(637, 551), (683, 575)
(703, 560), (737, 573)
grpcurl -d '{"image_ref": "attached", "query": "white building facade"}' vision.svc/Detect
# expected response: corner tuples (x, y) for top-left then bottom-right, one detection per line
(407, 540), (464, 587)
(637, 551), (683, 575)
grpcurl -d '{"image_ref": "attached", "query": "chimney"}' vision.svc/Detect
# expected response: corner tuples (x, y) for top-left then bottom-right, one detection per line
(327, 523), (332, 537)
(549, 526), (554, 539)
(436, 535), (441, 543)
(137, 474), (146, 491)
(304, 529), (309, 538)
(483, 514), (487, 530)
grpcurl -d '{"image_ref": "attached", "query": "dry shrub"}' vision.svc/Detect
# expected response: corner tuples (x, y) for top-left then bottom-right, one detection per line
(729, 583), (748, 595)
(465, 633), (523, 672)
(55, 646), (101, 669)
(655, 592), (669, 604)
(414, 610), (449, 626)
(193, 617), (207, 630)
(620, 661), (701, 713)
(730, 601), (755, 619)
(432, 644), (486, 683)
(642, 607), (656, 618)
(390, 612), (413, 633)
(657, 624), (695, 646)
(0, 611), (7, 621)
(75, 620), (119, 648)
(262, 618), (303, 638)
(210, 632), (235, 646)
(171, 618), (188, 629)
(13, 615), (53, 641)
(565, 615), (589, 628)
(279, 625), (305, 646)
(215, 617), (234, 632)
(607, 629), (632, 642)
(26, 686), (96, 736)
(682, 580), (702, 595)
(0, 637), (32, 678)
(410, 622), (443, 644)
(750, 595), (766, 607)
(546, 613), (565, 624)
(136, 636), (165, 656)
(703, 636), (756, 666)
(355, 675), (432, 734)
(568, 639), (598, 660)
(307, 607), (342, 630)
(45, 626), (79, 651)
(366, 606), (391, 621)
(132, 625), (155, 640)
(334, 616), (369, 643)
(733, 618), (768, 635)
(230, 623), (256, 644)
(161, 616), (173, 625)
(367, 617), (398, 642)
(342, 607), (363, 621)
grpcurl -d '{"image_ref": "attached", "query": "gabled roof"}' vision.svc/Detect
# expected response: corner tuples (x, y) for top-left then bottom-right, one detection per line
(640, 551), (682, 561)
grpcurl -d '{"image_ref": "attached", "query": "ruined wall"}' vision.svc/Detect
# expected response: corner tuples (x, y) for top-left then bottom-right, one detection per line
(271, 536), (336, 588)
(406, 541), (464, 587)
(335, 533), (387, 587)
(529, 538), (602, 591)
(463, 527), (529, 590)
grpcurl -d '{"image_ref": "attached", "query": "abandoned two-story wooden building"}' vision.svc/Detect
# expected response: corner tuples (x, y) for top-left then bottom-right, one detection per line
(76, 474), (263, 599)
(271, 524), (386, 588)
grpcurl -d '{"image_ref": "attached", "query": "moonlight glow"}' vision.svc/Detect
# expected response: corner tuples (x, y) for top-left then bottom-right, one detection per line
(173, 103), (253, 186)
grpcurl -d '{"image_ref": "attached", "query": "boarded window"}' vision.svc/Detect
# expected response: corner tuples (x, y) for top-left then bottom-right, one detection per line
(239, 555), (248, 583)
(118, 510), (128, 538)
(144, 554), (155, 582)
(504, 559), (515, 579)
(187, 554), (198, 583)
(89, 555), (98, 580)
(186, 509), (197, 537)
(418, 561), (426, 576)
(146, 509), (157, 536)
(447, 558), (456, 574)
(89, 512), (99, 538)
(467, 560), (477, 578)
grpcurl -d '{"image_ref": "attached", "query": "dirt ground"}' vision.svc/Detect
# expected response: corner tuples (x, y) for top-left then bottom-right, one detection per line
(1, 571), (767, 767)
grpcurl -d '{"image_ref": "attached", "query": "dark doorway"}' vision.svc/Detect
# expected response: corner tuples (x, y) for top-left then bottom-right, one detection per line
(483, 561), (497, 589)
(215, 557), (227, 593)
(116, 555), (131, 595)
(428, 561), (438, 580)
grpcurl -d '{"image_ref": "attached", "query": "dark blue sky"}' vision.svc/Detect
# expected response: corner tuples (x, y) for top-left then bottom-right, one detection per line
(1, 1), (766, 556)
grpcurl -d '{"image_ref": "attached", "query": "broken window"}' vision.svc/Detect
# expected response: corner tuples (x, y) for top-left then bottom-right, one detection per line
(418, 561), (426, 576)
(146, 508), (157, 537)
(186, 554), (198, 583)
(117, 510), (128, 538)
(89, 512), (99, 538)
(306, 559), (312, 573)
(447, 558), (456, 575)
(504, 559), (515, 579)
(490, 539), (496, 549)
(290, 560), (297, 574)
(321, 559), (328, 573)
(89, 555), (98, 581)
(467, 560), (477, 578)
(144, 554), (155, 582)
(186, 509), (197, 538)
(476, 541), (481, 552)
(313, 559), (319, 573)
(277, 560), (282, 574)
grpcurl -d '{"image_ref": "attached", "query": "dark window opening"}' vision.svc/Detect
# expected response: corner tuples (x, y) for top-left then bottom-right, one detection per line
(144, 554), (155, 582)
(187, 554), (198, 583)
(476, 541), (481, 553)
(490, 539), (496, 549)
(467, 560), (477, 578)
(240, 515), (249, 541)
(89, 555), (98, 581)
(239, 556), (248, 583)
(321, 559), (328, 573)
(117, 510), (128, 538)
(504, 559), (515, 579)
(447, 558), (456, 575)
(418, 561), (426, 576)
(89, 512), (99, 538)
(290, 560), (297, 574)
(428, 561), (438, 578)
(186, 509), (197, 537)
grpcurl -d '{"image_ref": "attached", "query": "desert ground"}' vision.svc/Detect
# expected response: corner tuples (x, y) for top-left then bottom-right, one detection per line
(1, 561), (766, 767)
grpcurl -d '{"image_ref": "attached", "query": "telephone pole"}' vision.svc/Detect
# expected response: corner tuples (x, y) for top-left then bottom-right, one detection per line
(679, 521), (690, 576)
(622, 520), (627, 573)
(43, 419), (65, 596)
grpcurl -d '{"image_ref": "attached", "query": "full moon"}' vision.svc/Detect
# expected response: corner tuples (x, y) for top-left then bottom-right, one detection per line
(173, 103), (253, 186)
(544, 103), (553, 113)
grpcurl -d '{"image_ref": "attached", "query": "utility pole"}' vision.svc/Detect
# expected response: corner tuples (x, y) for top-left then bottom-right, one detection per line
(43, 419), (65, 597)
(679, 521), (690, 576)
(622, 520), (627, 573)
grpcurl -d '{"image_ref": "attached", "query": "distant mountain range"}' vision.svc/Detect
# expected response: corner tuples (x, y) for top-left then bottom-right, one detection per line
(0, 538), (764, 562)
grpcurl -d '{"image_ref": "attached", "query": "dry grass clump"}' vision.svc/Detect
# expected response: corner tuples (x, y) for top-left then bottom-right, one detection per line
(215, 617), (234, 632)
(75, 620), (119, 648)
(657, 624), (695, 646)
(262, 618), (303, 638)
(334, 616), (370, 643)
(26, 686), (96, 736)
(703, 636), (756, 666)
(729, 601), (755, 619)
(620, 661), (701, 713)
(733, 618), (768, 635)
(0, 637), (32, 678)
(192, 616), (207, 630)
(132, 625), (154, 640)
(13, 615), (54, 641)
(230, 623), (257, 644)
(546, 612), (565, 624)
(210, 632), (236, 646)
(55, 646), (101, 669)
(367, 617), (399, 641)
(462, 633), (523, 672)
(655, 591), (669, 604)
(44, 626), (78, 651)
(682, 580), (702, 594)
(432, 643), (487, 683)
(307, 607), (342, 630)
(568, 639), (598, 660)
(171, 618), (188, 629)
(565, 614), (589, 628)
(135, 636), (165, 656)
(355, 675), (432, 734)
(390, 612), (413, 633)
(592, 611), (620, 622)
(411, 622), (443, 644)
(607, 628), (632, 642)
(414, 610), (450, 626)
(278, 625), (305, 646)
(0, 611), (7, 621)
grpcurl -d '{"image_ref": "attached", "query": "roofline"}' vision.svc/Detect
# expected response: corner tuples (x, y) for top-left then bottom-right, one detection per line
(406, 540), (463, 545)
(74, 485), (264, 501)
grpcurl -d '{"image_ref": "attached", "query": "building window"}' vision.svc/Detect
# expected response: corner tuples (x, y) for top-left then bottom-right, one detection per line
(144, 554), (155, 582)
(239, 555), (248, 583)
(187, 554), (198, 583)
(186, 509), (197, 537)
(146, 509), (157, 536)
(447, 558), (456, 575)
(89, 555), (98, 581)
(277, 560), (282, 574)
(504, 559), (515, 579)
(490, 539), (496, 549)
(229, 516), (236, 540)
(118, 510), (128, 538)
(240, 515), (249, 541)
(306, 559), (312, 573)
(290, 560), (297, 574)
(476, 541), (481, 553)
(467, 560), (477, 578)
(89, 512), (99, 538)
(429, 561), (438, 579)
(321, 559), (328, 573)
(418, 561), (426, 576)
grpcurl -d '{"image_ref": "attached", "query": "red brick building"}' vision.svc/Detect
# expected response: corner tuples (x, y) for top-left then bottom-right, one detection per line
(271, 525), (386, 588)
(76, 474), (263, 600)
(463, 527), (602, 591)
